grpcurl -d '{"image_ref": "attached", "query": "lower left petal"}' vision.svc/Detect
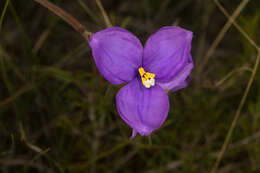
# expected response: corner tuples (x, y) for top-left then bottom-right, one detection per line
(116, 78), (169, 138)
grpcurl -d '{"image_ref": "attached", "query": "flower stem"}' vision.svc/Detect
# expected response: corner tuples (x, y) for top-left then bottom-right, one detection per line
(34, 0), (92, 40)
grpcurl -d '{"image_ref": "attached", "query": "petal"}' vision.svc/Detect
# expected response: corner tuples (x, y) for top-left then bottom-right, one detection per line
(143, 26), (193, 82)
(116, 78), (169, 138)
(89, 27), (143, 84)
(130, 129), (137, 140)
(157, 54), (193, 92)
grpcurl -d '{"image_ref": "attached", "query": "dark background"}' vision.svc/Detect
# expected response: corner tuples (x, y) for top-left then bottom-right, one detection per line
(0, 0), (260, 172)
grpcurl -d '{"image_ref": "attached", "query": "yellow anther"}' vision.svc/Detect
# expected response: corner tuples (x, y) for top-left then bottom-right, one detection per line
(138, 67), (155, 88)
(138, 67), (146, 77)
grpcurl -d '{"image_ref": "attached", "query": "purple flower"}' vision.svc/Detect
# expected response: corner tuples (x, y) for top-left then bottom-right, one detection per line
(89, 26), (193, 139)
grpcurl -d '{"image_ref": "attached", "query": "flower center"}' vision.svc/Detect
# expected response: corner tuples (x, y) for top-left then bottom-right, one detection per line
(138, 67), (155, 88)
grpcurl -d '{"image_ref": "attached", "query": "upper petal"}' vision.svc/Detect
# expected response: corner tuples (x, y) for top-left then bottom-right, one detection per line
(89, 27), (143, 84)
(157, 54), (193, 92)
(143, 26), (193, 82)
(116, 78), (169, 138)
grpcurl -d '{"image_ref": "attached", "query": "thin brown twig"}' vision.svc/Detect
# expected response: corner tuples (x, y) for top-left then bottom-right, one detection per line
(95, 0), (112, 27)
(34, 0), (92, 40)
(211, 48), (260, 173)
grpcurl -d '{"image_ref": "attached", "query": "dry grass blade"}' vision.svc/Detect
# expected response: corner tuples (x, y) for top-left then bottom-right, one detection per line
(196, 0), (250, 79)
(213, 0), (258, 50)
(78, 0), (102, 25)
(0, 0), (10, 30)
(0, 46), (27, 81)
(68, 141), (131, 171)
(0, 84), (34, 106)
(33, 17), (58, 52)
(34, 0), (92, 40)
(215, 66), (252, 87)
(0, 159), (55, 173)
(19, 123), (44, 153)
(145, 129), (260, 172)
(211, 48), (260, 173)
(24, 148), (51, 171)
(95, 0), (112, 27)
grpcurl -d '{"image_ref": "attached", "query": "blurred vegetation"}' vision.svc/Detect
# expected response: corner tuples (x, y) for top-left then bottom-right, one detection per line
(0, 0), (260, 172)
